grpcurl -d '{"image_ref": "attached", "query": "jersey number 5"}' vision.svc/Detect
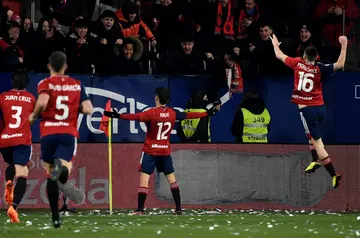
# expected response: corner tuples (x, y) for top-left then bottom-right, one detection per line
(55, 96), (69, 120)
(157, 122), (171, 140)
(297, 72), (314, 92)
(9, 106), (22, 129)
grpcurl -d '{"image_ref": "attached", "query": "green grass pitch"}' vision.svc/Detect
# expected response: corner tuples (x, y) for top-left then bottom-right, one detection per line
(1, 209), (360, 237)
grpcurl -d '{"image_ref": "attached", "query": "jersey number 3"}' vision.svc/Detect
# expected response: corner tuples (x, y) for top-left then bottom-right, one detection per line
(55, 96), (69, 120)
(297, 72), (314, 92)
(9, 106), (22, 129)
(157, 122), (171, 140)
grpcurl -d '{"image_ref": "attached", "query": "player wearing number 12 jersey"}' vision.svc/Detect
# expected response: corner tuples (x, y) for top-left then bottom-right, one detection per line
(0, 70), (35, 223)
(104, 87), (218, 214)
(271, 34), (348, 189)
(29, 52), (93, 228)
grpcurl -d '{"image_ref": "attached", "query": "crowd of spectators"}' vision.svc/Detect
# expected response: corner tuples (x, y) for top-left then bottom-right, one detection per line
(0, 0), (359, 79)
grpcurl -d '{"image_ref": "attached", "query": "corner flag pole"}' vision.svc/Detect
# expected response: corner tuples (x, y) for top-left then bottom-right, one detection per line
(108, 117), (113, 215)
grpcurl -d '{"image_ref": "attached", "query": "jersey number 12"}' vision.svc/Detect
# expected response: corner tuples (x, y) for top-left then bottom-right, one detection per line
(297, 72), (314, 92)
(157, 122), (171, 140)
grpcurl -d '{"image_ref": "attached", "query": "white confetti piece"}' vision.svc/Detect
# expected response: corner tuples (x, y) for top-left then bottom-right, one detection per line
(231, 232), (240, 235)
(209, 226), (214, 231)
(356, 231), (360, 237)
(227, 220), (231, 224)
(26, 221), (32, 226)
(357, 216), (360, 221)
(308, 229), (314, 232)
(92, 230), (97, 232)
(214, 224), (219, 227)
(157, 230), (162, 235)
(294, 226), (297, 229)
(268, 225), (273, 228)
(74, 230), (80, 233)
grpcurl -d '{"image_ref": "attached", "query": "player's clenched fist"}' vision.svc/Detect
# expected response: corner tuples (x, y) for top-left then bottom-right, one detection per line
(104, 108), (120, 118)
(339, 36), (347, 45)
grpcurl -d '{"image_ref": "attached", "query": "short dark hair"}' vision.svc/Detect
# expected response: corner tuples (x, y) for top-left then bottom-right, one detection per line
(49, 51), (67, 73)
(304, 46), (318, 62)
(155, 87), (170, 105)
(12, 70), (29, 90)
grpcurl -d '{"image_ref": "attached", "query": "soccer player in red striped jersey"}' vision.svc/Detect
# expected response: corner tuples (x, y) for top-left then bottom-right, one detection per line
(104, 87), (219, 214)
(270, 34), (347, 189)
(0, 70), (35, 223)
(29, 52), (93, 228)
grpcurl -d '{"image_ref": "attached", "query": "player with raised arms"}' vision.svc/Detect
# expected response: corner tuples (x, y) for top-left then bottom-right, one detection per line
(0, 70), (35, 223)
(270, 34), (347, 189)
(28, 51), (93, 228)
(104, 87), (219, 214)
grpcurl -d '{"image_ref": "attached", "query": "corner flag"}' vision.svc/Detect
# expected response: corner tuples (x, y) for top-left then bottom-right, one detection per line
(99, 100), (111, 136)
(99, 100), (113, 214)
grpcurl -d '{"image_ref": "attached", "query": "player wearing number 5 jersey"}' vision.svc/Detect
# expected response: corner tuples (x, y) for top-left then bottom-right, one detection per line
(271, 34), (347, 189)
(104, 87), (219, 215)
(0, 70), (35, 223)
(29, 52), (93, 228)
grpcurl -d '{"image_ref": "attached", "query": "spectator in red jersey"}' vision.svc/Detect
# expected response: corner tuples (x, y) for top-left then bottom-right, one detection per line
(29, 17), (65, 72)
(18, 18), (35, 70)
(237, 0), (260, 42)
(65, 17), (97, 74)
(116, 2), (157, 46)
(313, 0), (360, 67)
(91, 10), (124, 74)
(1, 6), (20, 36)
(0, 21), (23, 72)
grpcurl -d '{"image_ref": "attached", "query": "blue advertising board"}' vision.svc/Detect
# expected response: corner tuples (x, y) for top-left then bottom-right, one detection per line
(0, 72), (359, 144)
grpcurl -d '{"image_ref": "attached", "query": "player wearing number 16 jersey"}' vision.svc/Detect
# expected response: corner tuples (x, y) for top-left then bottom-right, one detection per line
(29, 52), (93, 228)
(0, 70), (35, 223)
(104, 87), (219, 215)
(271, 34), (348, 189)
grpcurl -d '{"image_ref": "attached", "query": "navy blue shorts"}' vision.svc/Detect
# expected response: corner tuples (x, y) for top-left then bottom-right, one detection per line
(299, 105), (326, 140)
(0, 145), (32, 166)
(40, 134), (77, 164)
(140, 152), (175, 175)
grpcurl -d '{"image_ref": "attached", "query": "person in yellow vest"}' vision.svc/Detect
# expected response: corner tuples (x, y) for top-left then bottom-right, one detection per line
(177, 91), (211, 142)
(231, 92), (271, 143)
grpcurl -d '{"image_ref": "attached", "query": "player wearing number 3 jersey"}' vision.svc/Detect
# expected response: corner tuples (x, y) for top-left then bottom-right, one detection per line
(271, 34), (348, 189)
(0, 70), (35, 223)
(104, 87), (219, 215)
(29, 52), (93, 228)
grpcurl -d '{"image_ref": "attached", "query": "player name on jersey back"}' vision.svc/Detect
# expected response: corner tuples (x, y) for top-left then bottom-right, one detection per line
(38, 76), (87, 138)
(0, 90), (35, 147)
(48, 84), (81, 92)
(4, 95), (33, 102)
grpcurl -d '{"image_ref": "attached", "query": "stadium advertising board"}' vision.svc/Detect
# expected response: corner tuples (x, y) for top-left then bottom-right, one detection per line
(0, 144), (358, 211)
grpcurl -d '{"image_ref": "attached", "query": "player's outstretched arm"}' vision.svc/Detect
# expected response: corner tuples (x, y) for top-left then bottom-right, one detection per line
(270, 34), (288, 63)
(104, 108), (150, 122)
(175, 107), (218, 121)
(333, 36), (348, 71)
(29, 93), (49, 124)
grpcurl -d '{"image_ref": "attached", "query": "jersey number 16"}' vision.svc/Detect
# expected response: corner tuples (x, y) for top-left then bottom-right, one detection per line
(297, 72), (314, 92)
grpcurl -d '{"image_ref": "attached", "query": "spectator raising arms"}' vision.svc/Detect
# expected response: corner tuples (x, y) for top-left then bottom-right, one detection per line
(65, 17), (97, 74)
(29, 17), (65, 72)
(0, 21), (23, 72)
(91, 10), (124, 74)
